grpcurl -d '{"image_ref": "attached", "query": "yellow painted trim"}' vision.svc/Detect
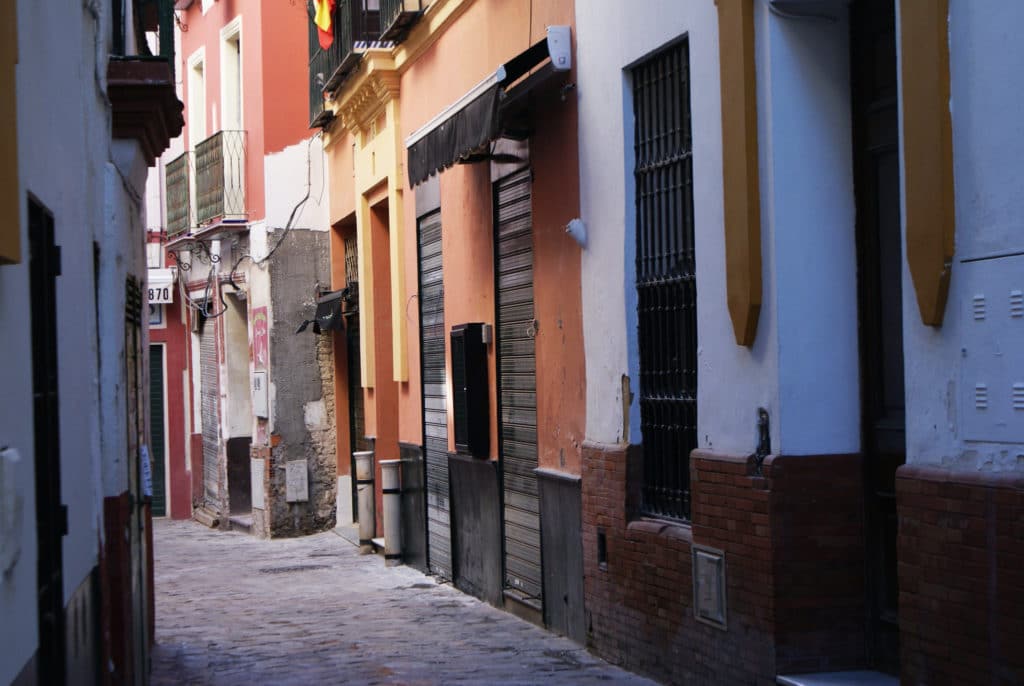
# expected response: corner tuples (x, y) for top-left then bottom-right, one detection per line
(333, 0), (475, 384)
(0, 1), (20, 264)
(386, 98), (408, 382)
(717, 0), (762, 346)
(899, 0), (954, 327)
(357, 192), (376, 387)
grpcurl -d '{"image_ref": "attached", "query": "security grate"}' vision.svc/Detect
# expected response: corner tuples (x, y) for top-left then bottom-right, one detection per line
(632, 39), (697, 521)
(345, 235), (359, 285)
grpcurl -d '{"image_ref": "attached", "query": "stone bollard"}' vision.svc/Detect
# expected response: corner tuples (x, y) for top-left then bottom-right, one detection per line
(380, 459), (402, 567)
(354, 451), (375, 555)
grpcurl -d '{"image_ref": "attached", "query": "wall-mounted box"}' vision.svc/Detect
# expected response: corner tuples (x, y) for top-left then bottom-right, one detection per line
(960, 255), (1024, 444)
(451, 323), (489, 458)
(252, 370), (268, 418)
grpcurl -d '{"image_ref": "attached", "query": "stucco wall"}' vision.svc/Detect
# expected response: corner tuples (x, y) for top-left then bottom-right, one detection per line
(758, 5), (860, 456)
(2, 1), (154, 680)
(577, 0), (778, 454)
(577, 1), (867, 457)
(901, 0), (1024, 473)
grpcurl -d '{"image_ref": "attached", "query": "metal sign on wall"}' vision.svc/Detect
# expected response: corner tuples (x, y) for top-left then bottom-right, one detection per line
(147, 268), (175, 304)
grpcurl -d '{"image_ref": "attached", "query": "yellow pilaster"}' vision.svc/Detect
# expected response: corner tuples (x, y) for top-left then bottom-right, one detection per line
(386, 98), (407, 383)
(356, 178), (376, 387)
(1, 1), (19, 264)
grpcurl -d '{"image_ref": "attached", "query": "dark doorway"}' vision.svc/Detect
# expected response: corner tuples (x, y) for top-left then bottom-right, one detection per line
(29, 196), (66, 685)
(343, 234), (370, 524)
(851, 0), (904, 673)
(149, 344), (167, 517)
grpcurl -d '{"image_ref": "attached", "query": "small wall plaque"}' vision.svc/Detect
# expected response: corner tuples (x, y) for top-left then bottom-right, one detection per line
(285, 460), (308, 503)
(693, 544), (727, 630)
(251, 458), (265, 510)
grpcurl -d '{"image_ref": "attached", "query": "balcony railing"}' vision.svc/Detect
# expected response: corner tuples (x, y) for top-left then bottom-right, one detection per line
(165, 152), (193, 238)
(308, 0), (383, 127)
(380, 0), (422, 41)
(194, 130), (247, 226)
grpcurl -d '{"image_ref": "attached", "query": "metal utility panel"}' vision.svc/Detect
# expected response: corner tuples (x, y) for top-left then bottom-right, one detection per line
(960, 255), (1024, 443)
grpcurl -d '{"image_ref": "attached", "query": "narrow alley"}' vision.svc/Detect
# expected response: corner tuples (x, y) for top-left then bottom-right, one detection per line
(150, 520), (656, 685)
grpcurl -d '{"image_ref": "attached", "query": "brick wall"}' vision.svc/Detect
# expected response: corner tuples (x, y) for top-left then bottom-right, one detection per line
(766, 454), (866, 673)
(896, 465), (1024, 686)
(582, 444), (866, 684)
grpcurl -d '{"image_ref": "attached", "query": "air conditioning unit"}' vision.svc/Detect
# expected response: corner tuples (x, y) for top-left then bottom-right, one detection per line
(450, 323), (489, 459)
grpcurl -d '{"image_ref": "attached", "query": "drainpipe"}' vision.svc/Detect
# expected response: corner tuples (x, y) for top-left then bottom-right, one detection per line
(354, 451), (375, 554)
(380, 459), (402, 567)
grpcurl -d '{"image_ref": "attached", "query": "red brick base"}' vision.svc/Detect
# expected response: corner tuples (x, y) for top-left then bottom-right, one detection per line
(582, 444), (865, 684)
(896, 465), (1024, 685)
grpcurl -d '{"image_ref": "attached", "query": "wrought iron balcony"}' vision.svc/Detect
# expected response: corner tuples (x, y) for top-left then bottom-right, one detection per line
(194, 130), (247, 227)
(308, 0), (383, 127)
(380, 0), (423, 41)
(165, 151), (193, 239)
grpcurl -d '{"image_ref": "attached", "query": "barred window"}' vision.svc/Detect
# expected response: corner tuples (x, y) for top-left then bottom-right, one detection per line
(632, 38), (697, 521)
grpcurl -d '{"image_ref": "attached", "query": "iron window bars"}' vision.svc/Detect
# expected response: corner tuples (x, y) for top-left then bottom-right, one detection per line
(632, 38), (697, 521)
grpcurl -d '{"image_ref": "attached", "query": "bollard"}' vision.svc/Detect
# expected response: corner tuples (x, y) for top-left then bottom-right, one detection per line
(354, 451), (375, 555)
(380, 459), (402, 567)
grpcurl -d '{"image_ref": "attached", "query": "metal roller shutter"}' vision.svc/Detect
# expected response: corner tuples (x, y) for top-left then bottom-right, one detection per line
(199, 321), (220, 511)
(495, 169), (542, 603)
(418, 209), (452, 580)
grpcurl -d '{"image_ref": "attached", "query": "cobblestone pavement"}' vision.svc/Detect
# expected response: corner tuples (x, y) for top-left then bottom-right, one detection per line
(151, 519), (657, 686)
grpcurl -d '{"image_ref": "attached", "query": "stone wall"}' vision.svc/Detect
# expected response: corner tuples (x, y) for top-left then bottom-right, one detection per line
(255, 229), (337, 538)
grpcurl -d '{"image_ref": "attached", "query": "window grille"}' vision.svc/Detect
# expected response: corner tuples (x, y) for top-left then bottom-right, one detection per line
(632, 38), (697, 521)
(344, 235), (359, 285)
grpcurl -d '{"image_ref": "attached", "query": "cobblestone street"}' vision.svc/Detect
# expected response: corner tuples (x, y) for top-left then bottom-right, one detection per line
(150, 520), (656, 685)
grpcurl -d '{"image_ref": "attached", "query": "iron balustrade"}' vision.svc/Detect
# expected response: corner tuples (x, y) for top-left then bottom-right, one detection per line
(165, 152), (192, 238)
(632, 38), (697, 521)
(379, 0), (422, 41)
(195, 130), (247, 226)
(307, 0), (382, 127)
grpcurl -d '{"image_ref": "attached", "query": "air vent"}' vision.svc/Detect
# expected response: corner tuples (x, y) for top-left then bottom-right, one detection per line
(975, 383), (989, 410)
(1011, 290), (1023, 318)
(972, 294), (986, 321)
(1013, 383), (1024, 411)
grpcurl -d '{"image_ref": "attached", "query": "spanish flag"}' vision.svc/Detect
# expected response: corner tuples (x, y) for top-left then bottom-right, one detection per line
(314, 0), (335, 50)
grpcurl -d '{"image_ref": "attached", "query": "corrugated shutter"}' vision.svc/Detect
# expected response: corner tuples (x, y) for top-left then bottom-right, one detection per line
(419, 209), (452, 580)
(149, 345), (167, 516)
(199, 321), (220, 511)
(495, 169), (541, 602)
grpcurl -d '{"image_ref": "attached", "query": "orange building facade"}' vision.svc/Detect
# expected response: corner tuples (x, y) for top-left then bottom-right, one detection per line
(318, 0), (585, 636)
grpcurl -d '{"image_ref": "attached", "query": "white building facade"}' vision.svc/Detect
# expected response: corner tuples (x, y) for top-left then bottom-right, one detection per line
(575, 0), (1022, 683)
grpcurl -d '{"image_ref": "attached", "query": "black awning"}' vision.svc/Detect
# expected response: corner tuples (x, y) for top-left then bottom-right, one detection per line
(406, 28), (571, 187)
(314, 289), (346, 332)
(407, 85), (503, 188)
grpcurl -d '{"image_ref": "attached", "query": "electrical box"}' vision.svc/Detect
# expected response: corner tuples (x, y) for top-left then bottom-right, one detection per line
(252, 370), (268, 418)
(547, 25), (572, 72)
(960, 255), (1024, 444)
(451, 323), (489, 458)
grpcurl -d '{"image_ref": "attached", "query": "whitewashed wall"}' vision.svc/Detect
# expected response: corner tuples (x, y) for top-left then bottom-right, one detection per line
(577, 0), (864, 457)
(1, 1), (154, 680)
(901, 0), (1024, 472)
(576, 0), (776, 453)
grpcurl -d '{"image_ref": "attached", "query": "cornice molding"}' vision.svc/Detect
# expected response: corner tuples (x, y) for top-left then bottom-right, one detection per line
(333, 52), (401, 132)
